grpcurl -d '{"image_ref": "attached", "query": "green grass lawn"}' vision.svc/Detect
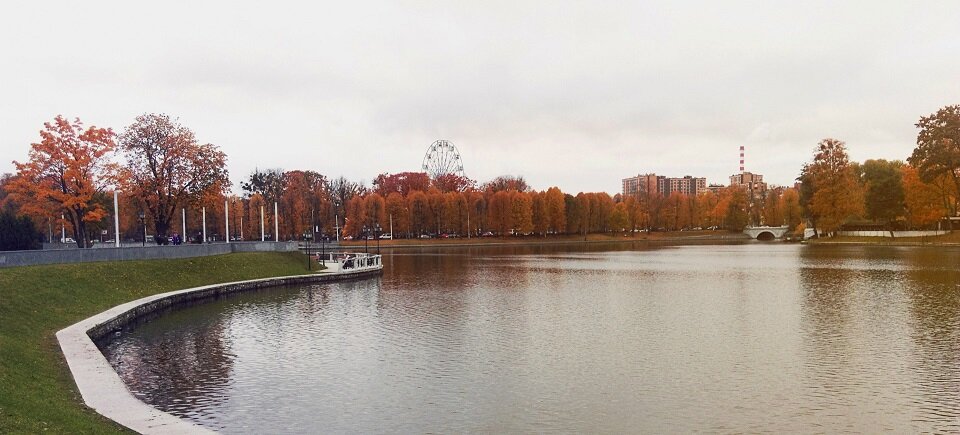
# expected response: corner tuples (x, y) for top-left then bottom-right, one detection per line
(0, 251), (317, 434)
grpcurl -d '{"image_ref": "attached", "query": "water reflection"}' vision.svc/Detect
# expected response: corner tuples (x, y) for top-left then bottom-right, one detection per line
(100, 243), (960, 433)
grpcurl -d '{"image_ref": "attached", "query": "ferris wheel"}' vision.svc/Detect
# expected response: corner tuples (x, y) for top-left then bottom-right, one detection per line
(421, 139), (464, 179)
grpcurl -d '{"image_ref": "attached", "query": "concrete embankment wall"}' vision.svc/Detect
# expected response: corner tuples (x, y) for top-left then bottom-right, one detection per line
(836, 230), (948, 238)
(58, 268), (382, 434)
(0, 241), (298, 268)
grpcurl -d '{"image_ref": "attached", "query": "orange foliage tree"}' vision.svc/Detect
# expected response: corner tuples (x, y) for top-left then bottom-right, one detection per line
(119, 114), (229, 244)
(901, 165), (948, 228)
(10, 116), (116, 248)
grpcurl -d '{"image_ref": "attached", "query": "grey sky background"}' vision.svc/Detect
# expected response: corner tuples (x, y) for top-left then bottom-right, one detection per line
(2, 1), (958, 194)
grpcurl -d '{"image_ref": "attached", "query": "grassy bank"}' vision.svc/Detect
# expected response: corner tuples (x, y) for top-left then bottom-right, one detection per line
(0, 251), (316, 434)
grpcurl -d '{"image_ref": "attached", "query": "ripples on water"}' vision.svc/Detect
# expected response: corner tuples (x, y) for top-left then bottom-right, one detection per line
(99, 243), (960, 433)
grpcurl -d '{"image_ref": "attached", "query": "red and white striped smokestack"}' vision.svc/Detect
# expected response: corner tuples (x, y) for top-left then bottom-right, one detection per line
(739, 145), (745, 173)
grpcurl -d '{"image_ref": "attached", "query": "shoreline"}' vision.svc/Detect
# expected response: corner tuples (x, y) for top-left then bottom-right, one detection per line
(338, 232), (755, 250)
(58, 267), (382, 434)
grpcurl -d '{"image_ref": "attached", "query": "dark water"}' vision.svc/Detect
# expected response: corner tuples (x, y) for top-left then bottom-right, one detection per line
(100, 243), (960, 433)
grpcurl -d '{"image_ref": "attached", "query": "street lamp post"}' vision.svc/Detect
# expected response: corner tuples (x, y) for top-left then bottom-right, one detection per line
(362, 225), (369, 254)
(138, 211), (145, 247)
(375, 223), (382, 255)
(113, 190), (120, 248)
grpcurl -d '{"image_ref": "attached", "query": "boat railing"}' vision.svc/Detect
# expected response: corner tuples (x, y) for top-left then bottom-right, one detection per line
(315, 252), (382, 272)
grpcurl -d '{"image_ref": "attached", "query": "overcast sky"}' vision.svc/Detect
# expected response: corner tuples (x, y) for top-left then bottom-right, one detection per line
(2, 1), (958, 193)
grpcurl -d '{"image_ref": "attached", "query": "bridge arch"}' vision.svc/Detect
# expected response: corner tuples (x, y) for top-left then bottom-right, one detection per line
(755, 231), (776, 241)
(743, 226), (788, 240)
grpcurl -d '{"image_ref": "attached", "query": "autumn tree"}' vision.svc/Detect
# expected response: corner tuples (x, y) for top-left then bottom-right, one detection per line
(385, 192), (409, 238)
(0, 173), (20, 214)
(343, 196), (366, 237)
(531, 191), (547, 236)
(574, 193), (590, 236)
(372, 172), (430, 197)
(248, 193), (266, 240)
(120, 114), (229, 244)
(10, 116), (116, 248)
(698, 191), (719, 228)
(908, 105), (960, 224)
(804, 139), (864, 236)
(483, 175), (531, 192)
(610, 202), (629, 234)
(544, 187), (566, 234)
(280, 170), (328, 239)
(593, 193), (615, 233)
(901, 165), (947, 228)
(780, 188), (802, 231)
(242, 168), (287, 204)
(407, 190), (429, 236)
(724, 188), (750, 231)
(860, 159), (905, 233)
(510, 191), (534, 234)
(433, 173), (475, 192)
(488, 190), (512, 236)
(565, 194), (581, 234)
(762, 190), (784, 226)
(625, 195), (646, 233)
(329, 176), (365, 221)
(363, 193), (387, 231)
(467, 190), (486, 236)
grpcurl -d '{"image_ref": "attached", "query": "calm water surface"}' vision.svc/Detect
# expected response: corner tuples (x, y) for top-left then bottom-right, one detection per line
(100, 243), (960, 433)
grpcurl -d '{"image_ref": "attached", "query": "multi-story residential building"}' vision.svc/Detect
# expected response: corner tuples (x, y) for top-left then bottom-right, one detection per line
(622, 173), (706, 197)
(622, 173), (660, 197)
(729, 171), (767, 195)
(707, 184), (726, 195)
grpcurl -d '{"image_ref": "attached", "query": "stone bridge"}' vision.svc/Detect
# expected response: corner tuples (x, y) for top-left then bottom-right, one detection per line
(743, 226), (789, 240)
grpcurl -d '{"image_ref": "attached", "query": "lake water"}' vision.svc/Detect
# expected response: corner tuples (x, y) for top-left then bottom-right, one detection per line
(100, 242), (960, 433)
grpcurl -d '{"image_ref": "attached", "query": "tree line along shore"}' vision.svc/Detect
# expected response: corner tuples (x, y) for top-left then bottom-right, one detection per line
(2, 105), (958, 251)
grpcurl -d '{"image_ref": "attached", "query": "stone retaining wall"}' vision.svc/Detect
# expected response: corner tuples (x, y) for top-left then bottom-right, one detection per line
(57, 268), (381, 434)
(0, 241), (297, 268)
(836, 230), (948, 238)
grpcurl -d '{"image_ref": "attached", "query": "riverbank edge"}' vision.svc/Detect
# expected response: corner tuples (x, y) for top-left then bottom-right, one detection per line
(340, 233), (754, 249)
(56, 267), (382, 435)
(804, 240), (960, 247)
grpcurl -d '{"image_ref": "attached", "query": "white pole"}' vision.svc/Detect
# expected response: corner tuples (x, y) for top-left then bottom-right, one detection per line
(61, 213), (65, 243)
(113, 191), (120, 247)
(260, 205), (265, 241)
(274, 202), (279, 242)
(335, 215), (340, 242)
(202, 207), (207, 243)
(240, 216), (244, 240)
(390, 213), (393, 239)
(467, 209), (470, 239)
(225, 200), (230, 243)
(182, 208), (186, 241)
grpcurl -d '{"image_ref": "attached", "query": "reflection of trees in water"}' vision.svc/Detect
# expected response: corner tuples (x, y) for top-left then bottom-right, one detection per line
(798, 259), (856, 394)
(797, 246), (960, 430)
(902, 248), (960, 429)
(113, 316), (233, 415)
(104, 286), (339, 418)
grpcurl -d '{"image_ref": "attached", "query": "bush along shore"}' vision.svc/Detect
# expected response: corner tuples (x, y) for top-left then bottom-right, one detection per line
(0, 251), (318, 434)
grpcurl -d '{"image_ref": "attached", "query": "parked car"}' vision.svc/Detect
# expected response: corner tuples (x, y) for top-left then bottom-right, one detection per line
(343, 235), (354, 241)
(379, 233), (392, 240)
(481, 231), (494, 237)
(419, 234), (432, 239)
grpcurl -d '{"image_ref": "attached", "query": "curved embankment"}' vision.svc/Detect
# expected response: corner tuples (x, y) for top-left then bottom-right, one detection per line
(57, 268), (381, 434)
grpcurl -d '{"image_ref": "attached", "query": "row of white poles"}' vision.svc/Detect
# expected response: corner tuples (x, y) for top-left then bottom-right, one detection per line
(108, 193), (281, 246)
